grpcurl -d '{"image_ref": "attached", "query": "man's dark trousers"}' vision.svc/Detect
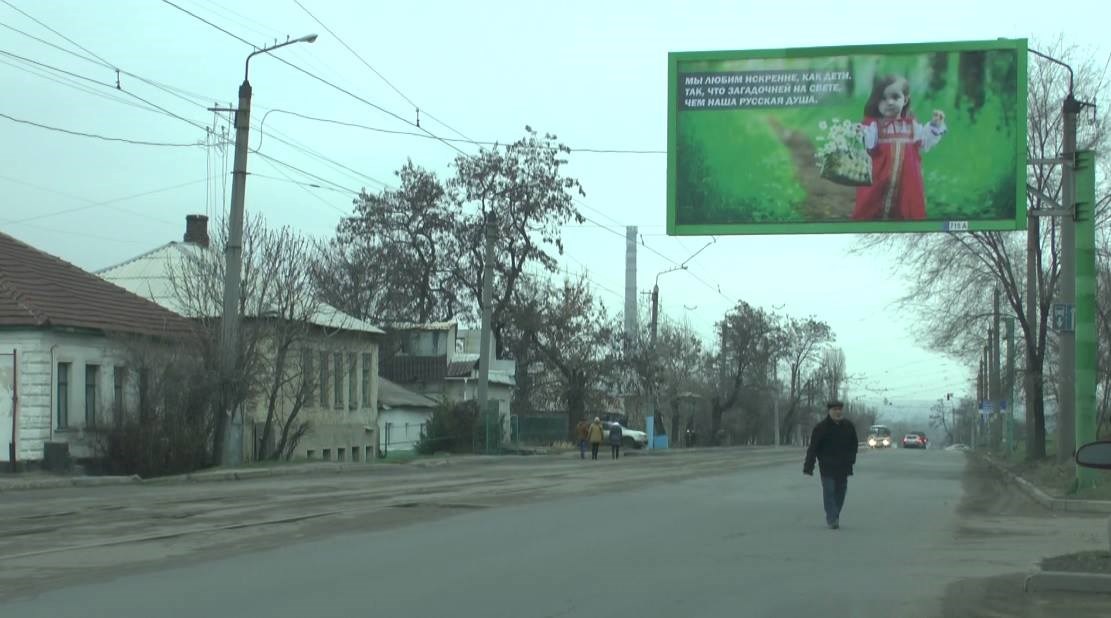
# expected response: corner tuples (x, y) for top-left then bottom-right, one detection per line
(821, 474), (848, 525)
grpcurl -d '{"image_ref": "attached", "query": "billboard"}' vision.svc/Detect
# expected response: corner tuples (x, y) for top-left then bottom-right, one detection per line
(667, 39), (1027, 235)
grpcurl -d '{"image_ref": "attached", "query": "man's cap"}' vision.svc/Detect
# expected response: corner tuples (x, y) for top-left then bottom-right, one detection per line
(827, 400), (844, 410)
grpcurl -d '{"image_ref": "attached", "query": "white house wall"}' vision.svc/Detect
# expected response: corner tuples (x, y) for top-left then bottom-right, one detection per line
(246, 331), (380, 463)
(0, 330), (141, 463)
(378, 408), (433, 453)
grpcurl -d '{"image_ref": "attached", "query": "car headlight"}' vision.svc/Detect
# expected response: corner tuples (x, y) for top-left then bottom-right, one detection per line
(883, 439), (890, 445)
(868, 438), (876, 446)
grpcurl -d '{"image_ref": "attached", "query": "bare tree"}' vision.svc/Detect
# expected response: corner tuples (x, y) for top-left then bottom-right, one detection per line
(506, 275), (621, 432)
(708, 302), (781, 445)
(928, 398), (956, 445)
(452, 127), (586, 358)
(653, 320), (708, 441)
(1097, 237), (1111, 439)
(95, 334), (217, 476)
(169, 215), (323, 462)
(855, 41), (1111, 461)
(317, 162), (464, 325)
(778, 317), (834, 443)
(820, 347), (848, 401)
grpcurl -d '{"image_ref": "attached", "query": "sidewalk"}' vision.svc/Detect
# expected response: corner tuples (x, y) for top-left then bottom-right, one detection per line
(0, 453), (504, 493)
(976, 452), (1111, 596)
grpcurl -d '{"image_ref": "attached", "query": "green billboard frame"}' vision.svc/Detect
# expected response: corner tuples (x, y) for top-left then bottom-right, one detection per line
(667, 38), (1028, 236)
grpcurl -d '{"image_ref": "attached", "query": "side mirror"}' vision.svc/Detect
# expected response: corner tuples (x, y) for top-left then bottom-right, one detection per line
(1075, 441), (1111, 470)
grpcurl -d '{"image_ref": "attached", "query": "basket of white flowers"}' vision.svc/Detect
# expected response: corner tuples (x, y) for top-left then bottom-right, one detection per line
(814, 119), (872, 187)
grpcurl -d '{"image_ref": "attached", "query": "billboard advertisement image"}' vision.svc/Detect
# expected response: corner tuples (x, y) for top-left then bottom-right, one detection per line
(667, 39), (1027, 235)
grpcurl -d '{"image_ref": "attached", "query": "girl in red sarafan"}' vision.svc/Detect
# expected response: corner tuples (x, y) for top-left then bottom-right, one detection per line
(852, 75), (947, 220)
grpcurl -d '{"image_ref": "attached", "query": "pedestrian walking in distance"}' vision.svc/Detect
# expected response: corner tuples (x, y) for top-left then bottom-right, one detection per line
(608, 421), (623, 459)
(575, 417), (590, 459)
(803, 400), (858, 529)
(587, 417), (605, 460)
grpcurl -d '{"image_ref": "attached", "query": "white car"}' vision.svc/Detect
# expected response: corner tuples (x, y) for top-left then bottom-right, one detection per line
(603, 421), (648, 449)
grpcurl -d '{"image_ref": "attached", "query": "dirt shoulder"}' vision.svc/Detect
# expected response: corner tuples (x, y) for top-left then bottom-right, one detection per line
(940, 455), (1111, 617)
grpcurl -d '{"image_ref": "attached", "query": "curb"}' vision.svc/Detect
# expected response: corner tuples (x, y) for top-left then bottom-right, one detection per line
(150, 463), (364, 484)
(978, 454), (1111, 514)
(1025, 571), (1111, 594)
(0, 454), (509, 492)
(0, 475), (140, 493)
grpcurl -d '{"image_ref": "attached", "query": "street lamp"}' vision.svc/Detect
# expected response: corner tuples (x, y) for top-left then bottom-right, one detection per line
(643, 266), (684, 449)
(219, 34), (318, 466)
(243, 34), (319, 81)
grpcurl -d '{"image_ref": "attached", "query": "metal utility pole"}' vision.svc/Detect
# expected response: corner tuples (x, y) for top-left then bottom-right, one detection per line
(771, 362), (780, 447)
(1075, 149), (1098, 486)
(1025, 161), (1041, 459)
(991, 289), (1002, 450)
(976, 349), (986, 448)
(646, 266), (685, 449)
(1057, 93), (1079, 464)
(647, 282), (659, 449)
(1005, 317), (1016, 452)
(1026, 49), (1098, 485)
(218, 34), (317, 466)
(477, 214), (497, 452)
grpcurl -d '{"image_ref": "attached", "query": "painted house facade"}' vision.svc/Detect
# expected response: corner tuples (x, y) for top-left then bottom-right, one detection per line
(98, 216), (385, 462)
(0, 231), (194, 466)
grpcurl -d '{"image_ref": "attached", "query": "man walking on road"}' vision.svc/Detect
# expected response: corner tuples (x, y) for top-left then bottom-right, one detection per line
(803, 401), (858, 529)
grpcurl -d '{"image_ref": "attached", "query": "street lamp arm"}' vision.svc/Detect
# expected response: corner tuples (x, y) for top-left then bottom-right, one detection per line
(244, 34), (319, 81)
(654, 265), (686, 287)
(1028, 47), (1074, 95)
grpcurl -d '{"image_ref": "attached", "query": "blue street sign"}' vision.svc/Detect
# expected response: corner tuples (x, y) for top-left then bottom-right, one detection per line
(1052, 303), (1075, 332)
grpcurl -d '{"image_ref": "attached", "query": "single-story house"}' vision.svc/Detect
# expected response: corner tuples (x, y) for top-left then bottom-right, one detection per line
(377, 377), (438, 454)
(0, 230), (195, 466)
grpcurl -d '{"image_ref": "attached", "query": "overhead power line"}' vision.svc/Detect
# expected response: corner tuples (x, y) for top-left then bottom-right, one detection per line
(1, 177), (209, 224)
(0, 37), (377, 201)
(0, 0), (113, 66)
(0, 111), (201, 147)
(258, 108), (664, 155)
(160, 0), (470, 157)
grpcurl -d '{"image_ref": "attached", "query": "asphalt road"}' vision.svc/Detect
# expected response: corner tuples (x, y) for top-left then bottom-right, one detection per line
(1, 448), (1107, 617)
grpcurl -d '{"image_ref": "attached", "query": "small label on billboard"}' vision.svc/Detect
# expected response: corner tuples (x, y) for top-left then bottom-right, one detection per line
(945, 221), (969, 232)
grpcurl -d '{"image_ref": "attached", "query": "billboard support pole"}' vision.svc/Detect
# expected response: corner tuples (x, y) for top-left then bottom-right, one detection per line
(1075, 149), (1098, 488)
(1057, 94), (1078, 467)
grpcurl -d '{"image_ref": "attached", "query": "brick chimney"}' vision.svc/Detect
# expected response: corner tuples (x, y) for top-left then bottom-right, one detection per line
(183, 215), (210, 247)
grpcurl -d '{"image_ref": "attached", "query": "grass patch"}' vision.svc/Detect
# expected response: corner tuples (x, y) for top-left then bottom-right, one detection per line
(380, 451), (421, 464)
(993, 442), (1111, 498)
(1042, 551), (1111, 574)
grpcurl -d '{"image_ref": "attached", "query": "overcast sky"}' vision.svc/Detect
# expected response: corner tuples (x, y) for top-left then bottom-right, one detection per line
(1, 0), (1107, 420)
